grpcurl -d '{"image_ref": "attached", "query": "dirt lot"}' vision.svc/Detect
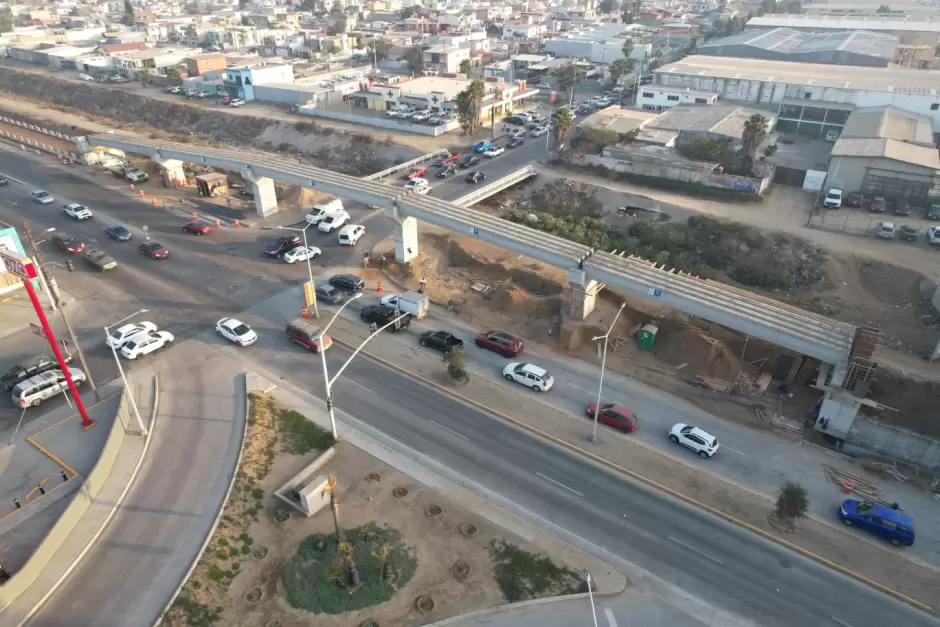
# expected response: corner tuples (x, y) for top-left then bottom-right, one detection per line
(161, 395), (619, 627)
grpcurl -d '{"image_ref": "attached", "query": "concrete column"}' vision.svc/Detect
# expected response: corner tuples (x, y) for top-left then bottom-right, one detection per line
(830, 361), (848, 389)
(249, 176), (278, 218)
(155, 158), (186, 189)
(567, 268), (601, 321)
(384, 205), (418, 264)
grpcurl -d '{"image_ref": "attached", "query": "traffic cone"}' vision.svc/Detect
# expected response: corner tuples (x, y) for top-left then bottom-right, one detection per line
(234, 219), (240, 228)
(377, 279), (383, 293)
(301, 307), (309, 319)
(192, 212), (198, 220)
(139, 190), (144, 198)
(129, 184), (135, 192)
(215, 218), (221, 227)
(152, 198), (157, 206)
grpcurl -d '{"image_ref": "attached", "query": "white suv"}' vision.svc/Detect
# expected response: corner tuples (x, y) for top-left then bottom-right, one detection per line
(318, 209), (350, 233)
(669, 423), (719, 459)
(823, 188), (843, 208)
(502, 362), (554, 392)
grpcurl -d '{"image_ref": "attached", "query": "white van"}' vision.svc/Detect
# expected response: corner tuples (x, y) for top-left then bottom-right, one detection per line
(304, 198), (344, 225)
(318, 209), (350, 233)
(12, 368), (86, 408)
(338, 224), (365, 246)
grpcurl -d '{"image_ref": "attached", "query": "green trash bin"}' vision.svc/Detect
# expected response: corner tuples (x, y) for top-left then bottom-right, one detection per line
(637, 324), (659, 351)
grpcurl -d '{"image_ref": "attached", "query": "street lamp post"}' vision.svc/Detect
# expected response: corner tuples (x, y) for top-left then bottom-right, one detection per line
(583, 570), (599, 627)
(590, 302), (626, 442)
(278, 224), (319, 319)
(105, 309), (150, 436)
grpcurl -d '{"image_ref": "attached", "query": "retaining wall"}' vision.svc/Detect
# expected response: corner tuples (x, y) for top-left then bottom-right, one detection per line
(845, 416), (940, 471)
(0, 115), (81, 161)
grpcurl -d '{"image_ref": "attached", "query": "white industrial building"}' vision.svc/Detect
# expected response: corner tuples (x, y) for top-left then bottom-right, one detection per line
(637, 86), (720, 112)
(743, 15), (940, 47)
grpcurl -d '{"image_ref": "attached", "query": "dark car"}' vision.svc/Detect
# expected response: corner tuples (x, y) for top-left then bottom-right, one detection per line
(845, 192), (864, 208)
(894, 199), (911, 216)
(2, 355), (71, 391)
(104, 225), (133, 242)
(898, 225), (919, 241)
(360, 304), (411, 332)
(419, 330), (464, 353)
(139, 242), (170, 260)
(466, 171), (487, 184)
(504, 116), (526, 126)
(263, 235), (302, 258)
(329, 273), (365, 293)
(870, 196), (887, 213)
(182, 221), (213, 235)
(474, 329), (524, 357)
(435, 165), (457, 179)
(316, 284), (345, 304)
(458, 155), (480, 169)
(586, 402), (639, 432)
(83, 247), (117, 271)
(52, 233), (85, 255)
(507, 138), (525, 149)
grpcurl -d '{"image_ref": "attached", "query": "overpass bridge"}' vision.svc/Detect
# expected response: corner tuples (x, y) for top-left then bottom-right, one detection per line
(82, 134), (858, 380)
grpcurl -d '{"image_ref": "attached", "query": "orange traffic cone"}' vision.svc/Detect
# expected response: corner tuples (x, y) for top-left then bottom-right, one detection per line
(377, 279), (383, 293)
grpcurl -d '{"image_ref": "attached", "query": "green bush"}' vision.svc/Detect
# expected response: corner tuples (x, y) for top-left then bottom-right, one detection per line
(277, 407), (335, 454)
(488, 540), (582, 602)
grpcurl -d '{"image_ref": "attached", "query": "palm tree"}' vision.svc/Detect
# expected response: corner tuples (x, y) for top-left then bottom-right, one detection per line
(556, 62), (581, 106)
(321, 473), (345, 548)
(164, 67), (181, 83)
(455, 79), (486, 135)
(552, 107), (574, 156)
(741, 114), (769, 156)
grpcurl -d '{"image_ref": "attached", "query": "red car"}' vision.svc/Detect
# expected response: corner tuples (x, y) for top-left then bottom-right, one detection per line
(474, 330), (523, 358)
(139, 242), (169, 260)
(404, 166), (427, 180)
(437, 153), (461, 166)
(52, 233), (85, 255)
(182, 221), (212, 235)
(586, 403), (639, 432)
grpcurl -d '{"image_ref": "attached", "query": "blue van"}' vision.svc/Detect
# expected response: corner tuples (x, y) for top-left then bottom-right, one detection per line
(838, 499), (914, 547)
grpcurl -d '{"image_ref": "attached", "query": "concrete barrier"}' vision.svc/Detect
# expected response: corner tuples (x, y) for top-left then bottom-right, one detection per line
(0, 391), (134, 610)
(274, 447), (336, 516)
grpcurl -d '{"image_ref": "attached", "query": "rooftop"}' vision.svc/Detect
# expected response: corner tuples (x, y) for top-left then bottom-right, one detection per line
(698, 28), (897, 59)
(655, 55), (940, 94)
(745, 14), (940, 32)
(831, 137), (940, 169)
(840, 105), (934, 145)
(646, 103), (771, 137)
(580, 106), (658, 135)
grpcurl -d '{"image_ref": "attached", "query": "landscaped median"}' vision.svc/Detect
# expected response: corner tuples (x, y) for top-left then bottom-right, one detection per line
(326, 315), (940, 614)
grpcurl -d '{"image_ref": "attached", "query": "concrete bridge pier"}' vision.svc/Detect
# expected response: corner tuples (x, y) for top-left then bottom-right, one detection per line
(385, 204), (418, 264)
(567, 269), (602, 321)
(155, 158), (186, 188)
(240, 167), (278, 217)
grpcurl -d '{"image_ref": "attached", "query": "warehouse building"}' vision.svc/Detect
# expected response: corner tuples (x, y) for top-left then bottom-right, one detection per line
(697, 28), (898, 67)
(744, 15), (940, 47)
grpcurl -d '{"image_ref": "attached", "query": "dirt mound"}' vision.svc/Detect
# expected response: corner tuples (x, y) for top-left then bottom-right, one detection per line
(857, 260), (926, 307)
(868, 372), (940, 438)
(489, 286), (563, 318)
(651, 321), (751, 380)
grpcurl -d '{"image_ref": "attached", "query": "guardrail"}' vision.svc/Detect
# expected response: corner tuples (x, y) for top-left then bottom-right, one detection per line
(451, 166), (536, 207)
(363, 149), (451, 182)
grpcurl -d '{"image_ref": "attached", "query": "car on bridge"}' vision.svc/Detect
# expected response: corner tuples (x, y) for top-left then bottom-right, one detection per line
(63, 203), (93, 220)
(436, 153), (461, 166)
(83, 247), (118, 271)
(503, 362), (554, 392)
(466, 171), (487, 184)
(104, 225), (133, 242)
(403, 178), (430, 194)
(403, 166), (427, 180)
(472, 140), (492, 153)
(182, 221), (213, 236)
(419, 330), (463, 354)
(52, 233), (85, 255)
(0, 176), (8, 186)
(329, 273), (365, 293)
(483, 147), (505, 158)
(475, 330), (523, 357)
(263, 235), (303, 258)
(216, 318), (258, 347)
(669, 423), (719, 459)
(30, 190), (54, 204)
(458, 155), (480, 169)
(139, 242), (170, 260)
(121, 331), (175, 360)
(435, 165), (457, 179)
(586, 403), (639, 432)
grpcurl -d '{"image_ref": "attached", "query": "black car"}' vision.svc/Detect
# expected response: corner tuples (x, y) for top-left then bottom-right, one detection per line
(466, 171), (487, 184)
(458, 155), (480, 169)
(329, 273), (365, 293)
(419, 330), (464, 353)
(899, 224), (919, 241)
(360, 305), (411, 332)
(104, 224), (133, 242)
(263, 235), (302, 258)
(2, 355), (71, 391)
(435, 165), (457, 179)
(316, 284), (345, 304)
(845, 192), (864, 208)
(504, 116), (526, 126)
(507, 138), (525, 149)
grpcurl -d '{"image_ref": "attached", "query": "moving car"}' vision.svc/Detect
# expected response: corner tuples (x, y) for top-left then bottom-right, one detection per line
(229, 98), (246, 107)
(475, 330), (523, 357)
(121, 331), (175, 359)
(283, 246), (321, 263)
(507, 138), (525, 149)
(104, 225), (133, 242)
(263, 235), (303, 258)
(483, 147), (505, 158)
(329, 273), (365, 292)
(52, 233), (85, 255)
(823, 189), (843, 209)
(216, 317), (258, 346)
(30, 190), (54, 204)
(419, 330), (463, 353)
(466, 171), (487, 184)
(839, 499), (914, 547)
(458, 155), (480, 169)
(403, 166), (427, 180)
(508, 128), (526, 139)
(437, 153), (461, 166)
(668, 423), (719, 459)
(586, 403), (638, 432)
(530, 126), (549, 137)
(11, 368), (86, 408)
(0, 176), (8, 186)
(503, 362), (554, 392)
(286, 317), (333, 353)
(359, 305), (411, 332)
(316, 284), (345, 304)
(317, 209), (350, 233)
(139, 242), (170, 260)
(472, 140), (492, 153)
(435, 165), (457, 179)
(3, 355), (72, 391)
(338, 224), (365, 246)
(83, 248), (118, 271)
(403, 178), (430, 194)
(63, 203), (93, 220)
(182, 221), (213, 235)
(106, 321), (158, 348)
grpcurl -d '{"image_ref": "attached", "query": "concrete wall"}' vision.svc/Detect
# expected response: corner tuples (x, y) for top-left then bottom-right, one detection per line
(845, 416), (940, 470)
(0, 391), (134, 609)
(826, 154), (936, 195)
(296, 105), (460, 136)
(274, 446), (336, 516)
(0, 116), (81, 162)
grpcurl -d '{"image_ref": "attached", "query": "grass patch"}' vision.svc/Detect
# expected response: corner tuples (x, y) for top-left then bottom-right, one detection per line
(277, 406), (335, 455)
(165, 595), (221, 627)
(281, 523), (417, 614)
(488, 539), (583, 602)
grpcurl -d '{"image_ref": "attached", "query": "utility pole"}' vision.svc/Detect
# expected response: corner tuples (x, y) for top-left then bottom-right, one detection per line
(22, 221), (99, 400)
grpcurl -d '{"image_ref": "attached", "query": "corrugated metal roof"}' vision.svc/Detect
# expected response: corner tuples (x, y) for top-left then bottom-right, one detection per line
(831, 137), (940, 169)
(746, 14), (940, 33)
(840, 105), (935, 146)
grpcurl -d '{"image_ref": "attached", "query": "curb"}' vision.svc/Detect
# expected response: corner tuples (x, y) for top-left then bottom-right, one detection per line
(18, 374), (160, 627)
(152, 372), (253, 627)
(328, 335), (937, 615)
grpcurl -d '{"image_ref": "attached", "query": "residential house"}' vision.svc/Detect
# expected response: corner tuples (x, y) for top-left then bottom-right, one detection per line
(222, 62), (294, 100)
(423, 44), (470, 73)
(186, 53), (227, 76)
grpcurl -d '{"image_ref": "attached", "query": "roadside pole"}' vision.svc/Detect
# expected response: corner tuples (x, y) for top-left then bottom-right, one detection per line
(22, 221), (99, 400)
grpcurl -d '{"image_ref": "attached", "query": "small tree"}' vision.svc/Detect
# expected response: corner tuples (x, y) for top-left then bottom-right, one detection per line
(458, 58), (473, 76)
(0, 13), (13, 33)
(556, 62), (581, 106)
(608, 57), (633, 85)
(122, 0), (135, 26)
(405, 45), (424, 74)
(552, 107), (574, 156)
(164, 66), (182, 83)
(442, 346), (469, 383)
(598, 0), (618, 12)
(368, 38), (389, 61)
(740, 113), (769, 156)
(134, 68), (151, 86)
(774, 481), (808, 530)
(321, 473), (346, 548)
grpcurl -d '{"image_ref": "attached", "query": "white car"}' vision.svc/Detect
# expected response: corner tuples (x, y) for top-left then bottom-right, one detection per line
(317, 209), (350, 233)
(403, 177), (429, 192)
(63, 203), (93, 220)
(483, 147), (505, 158)
(121, 331), (175, 359)
(537, 82), (550, 89)
(823, 188), (843, 209)
(668, 423), (719, 459)
(502, 362), (554, 392)
(530, 126), (548, 137)
(229, 99), (245, 107)
(411, 110), (432, 121)
(30, 190), (54, 204)
(283, 246), (322, 263)
(216, 317), (258, 346)
(106, 321), (159, 348)
(509, 128), (526, 139)
(338, 224), (365, 246)
(928, 225), (940, 247)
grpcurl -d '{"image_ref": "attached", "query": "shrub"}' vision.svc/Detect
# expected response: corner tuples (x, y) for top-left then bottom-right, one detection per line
(442, 346), (469, 383)
(774, 482), (809, 529)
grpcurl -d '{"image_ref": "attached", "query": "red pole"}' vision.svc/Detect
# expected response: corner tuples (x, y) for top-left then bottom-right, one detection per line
(22, 278), (95, 429)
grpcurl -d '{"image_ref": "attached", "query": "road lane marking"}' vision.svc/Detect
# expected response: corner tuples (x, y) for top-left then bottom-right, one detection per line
(667, 536), (724, 565)
(604, 607), (618, 627)
(536, 472), (584, 497)
(563, 381), (594, 395)
(831, 618), (854, 627)
(428, 419), (469, 441)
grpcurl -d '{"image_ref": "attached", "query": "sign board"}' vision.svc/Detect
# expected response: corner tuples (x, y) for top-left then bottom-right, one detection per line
(648, 288), (662, 298)
(0, 249), (36, 280)
(472, 227), (480, 236)
(29, 322), (45, 338)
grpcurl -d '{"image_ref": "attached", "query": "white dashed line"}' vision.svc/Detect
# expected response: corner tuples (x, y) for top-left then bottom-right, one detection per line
(604, 607), (618, 627)
(831, 617), (854, 627)
(536, 472), (584, 497)
(667, 536), (724, 565)
(428, 419), (469, 441)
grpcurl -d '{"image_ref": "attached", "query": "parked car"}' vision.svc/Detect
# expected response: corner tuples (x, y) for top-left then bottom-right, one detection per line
(263, 235), (303, 258)
(63, 203), (93, 220)
(894, 199), (911, 216)
(419, 330), (464, 354)
(360, 305), (411, 332)
(502, 362), (554, 392)
(316, 283), (345, 304)
(483, 147), (505, 158)
(182, 221), (213, 235)
(928, 225), (940, 247)
(898, 225), (919, 241)
(507, 138), (525, 149)
(0, 176), (8, 185)
(106, 321), (158, 348)
(83, 248), (117, 271)
(410, 109), (432, 121)
(870, 196), (887, 213)
(30, 190), (54, 204)
(504, 116), (527, 126)
(474, 330), (523, 357)
(52, 233), (85, 255)
(823, 188), (843, 209)
(668, 423), (719, 459)
(472, 140), (492, 153)
(104, 225), (133, 242)
(229, 98), (246, 107)
(466, 171), (487, 184)
(403, 166), (427, 180)
(875, 221), (896, 239)
(216, 317), (258, 346)
(927, 204), (940, 220)
(838, 499), (914, 547)
(586, 402), (639, 432)
(458, 155), (480, 169)
(845, 192), (864, 208)
(12, 368), (86, 408)
(530, 126), (549, 137)
(139, 242), (170, 260)
(3, 355), (72, 391)
(121, 331), (175, 359)
(329, 273), (365, 293)
(283, 246), (321, 263)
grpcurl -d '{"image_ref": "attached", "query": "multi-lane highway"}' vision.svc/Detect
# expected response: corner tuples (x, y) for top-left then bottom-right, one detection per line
(1, 147), (937, 627)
